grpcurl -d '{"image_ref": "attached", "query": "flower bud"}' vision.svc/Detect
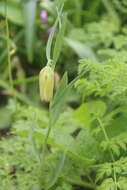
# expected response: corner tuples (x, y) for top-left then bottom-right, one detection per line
(39, 66), (54, 102)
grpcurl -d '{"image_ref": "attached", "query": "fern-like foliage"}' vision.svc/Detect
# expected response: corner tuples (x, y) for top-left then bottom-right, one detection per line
(76, 58), (127, 105)
(96, 157), (127, 190)
(85, 20), (119, 47)
(96, 157), (127, 180)
(97, 177), (127, 190)
(74, 57), (127, 190)
(101, 132), (127, 156)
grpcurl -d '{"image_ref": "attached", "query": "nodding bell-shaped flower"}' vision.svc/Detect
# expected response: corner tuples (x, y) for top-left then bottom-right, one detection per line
(39, 65), (54, 102)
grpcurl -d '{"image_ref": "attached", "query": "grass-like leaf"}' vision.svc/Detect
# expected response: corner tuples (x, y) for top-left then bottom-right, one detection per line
(23, 0), (37, 62)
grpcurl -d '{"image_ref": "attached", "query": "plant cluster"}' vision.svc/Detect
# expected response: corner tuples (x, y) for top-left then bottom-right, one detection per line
(1, 0), (127, 190)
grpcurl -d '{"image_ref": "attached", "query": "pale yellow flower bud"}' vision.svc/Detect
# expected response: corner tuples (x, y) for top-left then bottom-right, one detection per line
(39, 66), (54, 102)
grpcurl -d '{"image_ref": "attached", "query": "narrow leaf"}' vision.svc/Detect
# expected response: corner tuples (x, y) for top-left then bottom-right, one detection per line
(46, 18), (59, 61)
(23, 0), (36, 62)
(50, 72), (68, 126)
(50, 72), (83, 127)
(46, 150), (67, 189)
(53, 14), (67, 65)
(46, 0), (65, 61)
(65, 38), (97, 62)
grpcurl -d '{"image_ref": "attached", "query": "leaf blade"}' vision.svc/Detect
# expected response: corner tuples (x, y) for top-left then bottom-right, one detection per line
(23, 0), (37, 62)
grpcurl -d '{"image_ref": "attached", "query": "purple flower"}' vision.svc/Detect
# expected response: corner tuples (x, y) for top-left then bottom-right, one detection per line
(40, 10), (48, 24)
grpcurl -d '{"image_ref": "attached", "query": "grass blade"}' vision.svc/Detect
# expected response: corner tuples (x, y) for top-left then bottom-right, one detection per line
(46, 149), (67, 190)
(53, 14), (67, 67)
(23, 0), (37, 62)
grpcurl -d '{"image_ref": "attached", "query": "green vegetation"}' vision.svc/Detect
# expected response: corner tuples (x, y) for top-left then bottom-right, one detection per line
(1, 0), (127, 190)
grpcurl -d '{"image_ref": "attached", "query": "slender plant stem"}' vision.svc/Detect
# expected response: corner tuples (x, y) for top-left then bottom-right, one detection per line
(42, 101), (52, 161)
(97, 118), (117, 190)
(5, 0), (17, 107)
(74, 0), (82, 27)
(5, 0), (12, 87)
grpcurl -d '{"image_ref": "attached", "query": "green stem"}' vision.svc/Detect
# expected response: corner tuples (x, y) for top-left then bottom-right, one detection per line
(42, 101), (52, 161)
(97, 118), (117, 190)
(5, 0), (17, 106)
(74, 0), (82, 27)
(5, 0), (12, 87)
